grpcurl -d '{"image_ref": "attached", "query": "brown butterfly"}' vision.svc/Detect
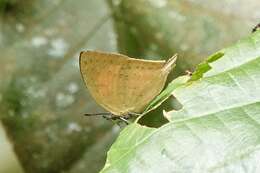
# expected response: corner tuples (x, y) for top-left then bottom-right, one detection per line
(79, 51), (177, 122)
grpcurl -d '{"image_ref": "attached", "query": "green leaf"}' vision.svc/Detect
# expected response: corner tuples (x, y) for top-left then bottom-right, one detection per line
(100, 31), (260, 173)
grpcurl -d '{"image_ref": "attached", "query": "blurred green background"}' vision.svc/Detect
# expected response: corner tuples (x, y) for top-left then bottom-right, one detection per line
(0, 0), (259, 173)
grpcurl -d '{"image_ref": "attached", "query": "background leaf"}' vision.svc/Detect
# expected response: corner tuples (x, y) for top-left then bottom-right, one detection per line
(108, 0), (260, 74)
(0, 1), (118, 173)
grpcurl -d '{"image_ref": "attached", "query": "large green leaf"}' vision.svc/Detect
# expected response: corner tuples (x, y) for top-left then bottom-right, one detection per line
(100, 31), (260, 173)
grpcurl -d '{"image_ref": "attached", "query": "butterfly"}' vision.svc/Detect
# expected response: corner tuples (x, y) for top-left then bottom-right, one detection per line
(79, 51), (177, 122)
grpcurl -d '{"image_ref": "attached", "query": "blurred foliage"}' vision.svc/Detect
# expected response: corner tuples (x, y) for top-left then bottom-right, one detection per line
(0, 0), (259, 173)
(0, 0), (118, 173)
(0, 0), (35, 16)
(108, 0), (260, 73)
(0, 0), (18, 11)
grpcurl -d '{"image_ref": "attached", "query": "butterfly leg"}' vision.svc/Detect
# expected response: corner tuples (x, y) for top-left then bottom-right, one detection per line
(84, 112), (130, 124)
(185, 70), (193, 76)
(118, 117), (129, 125)
(102, 113), (118, 120)
(129, 112), (141, 116)
(102, 115), (112, 121)
(101, 114), (129, 125)
(124, 112), (141, 119)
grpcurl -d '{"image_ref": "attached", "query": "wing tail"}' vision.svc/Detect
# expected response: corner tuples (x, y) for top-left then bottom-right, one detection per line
(162, 54), (177, 74)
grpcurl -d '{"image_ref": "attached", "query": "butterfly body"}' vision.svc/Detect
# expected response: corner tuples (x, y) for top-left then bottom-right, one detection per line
(80, 51), (176, 116)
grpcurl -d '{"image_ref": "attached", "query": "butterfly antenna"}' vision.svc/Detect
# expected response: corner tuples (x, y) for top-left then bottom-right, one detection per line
(163, 54), (177, 74)
(84, 112), (111, 116)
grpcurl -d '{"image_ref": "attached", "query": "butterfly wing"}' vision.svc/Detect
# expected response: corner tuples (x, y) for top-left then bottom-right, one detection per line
(80, 51), (175, 116)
